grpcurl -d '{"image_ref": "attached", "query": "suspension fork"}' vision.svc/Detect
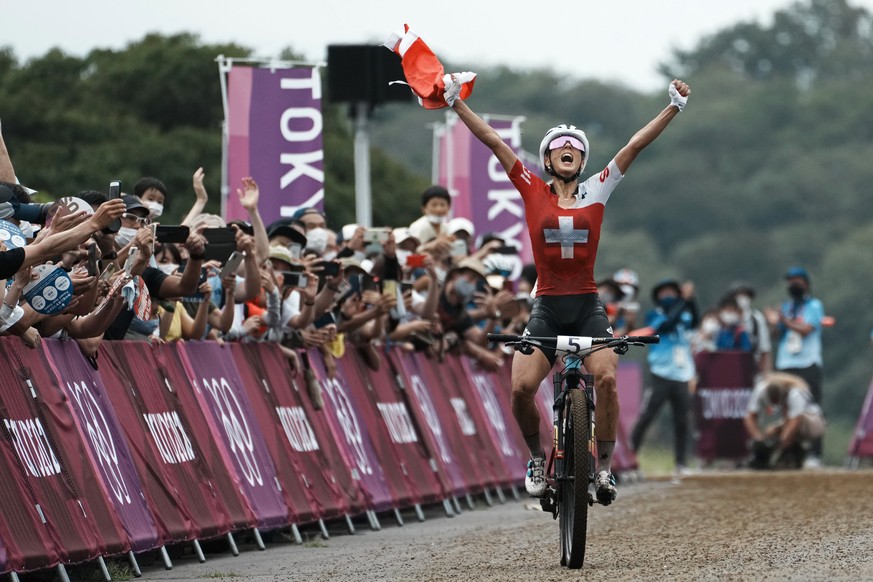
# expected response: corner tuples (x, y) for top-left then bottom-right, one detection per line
(552, 370), (582, 479)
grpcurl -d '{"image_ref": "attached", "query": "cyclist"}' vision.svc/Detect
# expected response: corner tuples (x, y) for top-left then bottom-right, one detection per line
(449, 78), (691, 503)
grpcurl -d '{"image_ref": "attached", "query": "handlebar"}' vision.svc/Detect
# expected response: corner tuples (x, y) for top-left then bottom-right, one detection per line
(487, 333), (659, 355)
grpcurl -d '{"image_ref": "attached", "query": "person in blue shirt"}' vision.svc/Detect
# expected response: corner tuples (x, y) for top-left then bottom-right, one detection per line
(714, 295), (752, 352)
(630, 279), (699, 473)
(764, 266), (825, 465)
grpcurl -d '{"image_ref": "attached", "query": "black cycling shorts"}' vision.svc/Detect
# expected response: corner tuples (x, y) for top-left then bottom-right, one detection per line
(524, 293), (613, 366)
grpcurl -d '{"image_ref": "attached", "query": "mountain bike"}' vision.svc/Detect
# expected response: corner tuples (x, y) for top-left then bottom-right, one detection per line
(487, 333), (659, 569)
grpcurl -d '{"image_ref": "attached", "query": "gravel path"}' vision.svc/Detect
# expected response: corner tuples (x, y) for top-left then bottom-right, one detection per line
(139, 469), (873, 581)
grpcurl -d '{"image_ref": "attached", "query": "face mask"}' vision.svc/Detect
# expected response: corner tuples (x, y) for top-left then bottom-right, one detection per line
(156, 263), (178, 275)
(735, 295), (751, 311)
(288, 243), (302, 260)
(115, 226), (138, 247)
(619, 284), (636, 301)
(659, 296), (678, 310)
(788, 284), (805, 299)
(453, 278), (476, 300)
(701, 318), (720, 335)
(146, 201), (163, 218)
(395, 249), (411, 267)
(426, 213), (446, 225)
(720, 311), (740, 326)
(322, 250), (338, 262)
(305, 227), (328, 256)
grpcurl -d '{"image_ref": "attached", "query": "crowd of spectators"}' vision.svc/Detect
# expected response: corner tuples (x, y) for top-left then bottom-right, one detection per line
(0, 124), (532, 409)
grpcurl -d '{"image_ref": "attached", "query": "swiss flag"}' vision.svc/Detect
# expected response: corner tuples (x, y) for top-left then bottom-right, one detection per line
(383, 25), (476, 110)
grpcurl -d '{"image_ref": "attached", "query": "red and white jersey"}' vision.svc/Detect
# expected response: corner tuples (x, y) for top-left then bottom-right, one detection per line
(509, 159), (623, 296)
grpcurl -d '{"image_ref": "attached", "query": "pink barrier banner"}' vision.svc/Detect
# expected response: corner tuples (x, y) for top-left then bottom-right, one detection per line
(390, 351), (473, 496)
(0, 399), (60, 573)
(8, 339), (129, 559)
(154, 345), (255, 531)
(226, 66), (323, 223)
(694, 351), (756, 461)
(614, 362), (642, 472)
(45, 341), (161, 553)
(849, 375), (873, 459)
(231, 344), (366, 519)
(457, 357), (527, 486)
(329, 351), (430, 507)
(306, 351), (395, 512)
(98, 343), (230, 542)
(177, 343), (290, 529)
(345, 351), (446, 504)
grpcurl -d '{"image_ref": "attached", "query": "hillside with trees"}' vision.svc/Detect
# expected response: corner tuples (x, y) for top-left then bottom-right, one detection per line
(0, 0), (871, 437)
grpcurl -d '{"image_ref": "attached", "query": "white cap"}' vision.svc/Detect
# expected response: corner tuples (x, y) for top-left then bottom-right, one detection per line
(448, 217), (475, 237)
(393, 227), (419, 246)
(341, 223), (359, 241)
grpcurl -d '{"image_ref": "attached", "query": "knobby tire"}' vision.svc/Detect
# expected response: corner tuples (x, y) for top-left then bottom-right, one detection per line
(560, 389), (590, 569)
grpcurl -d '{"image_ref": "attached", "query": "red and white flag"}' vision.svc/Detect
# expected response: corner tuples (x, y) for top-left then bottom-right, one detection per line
(383, 25), (476, 110)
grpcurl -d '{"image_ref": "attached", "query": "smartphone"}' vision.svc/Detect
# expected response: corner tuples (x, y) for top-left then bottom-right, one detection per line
(361, 274), (379, 293)
(382, 279), (398, 298)
(450, 239), (467, 257)
(363, 228), (389, 244)
(155, 225), (190, 244)
(220, 251), (245, 279)
(400, 281), (414, 294)
(318, 260), (340, 277)
(99, 262), (117, 282)
(104, 180), (123, 234)
(123, 247), (138, 276)
(86, 243), (98, 277)
(281, 272), (309, 289)
(348, 274), (362, 295)
(405, 254), (426, 269)
(313, 311), (337, 329)
(182, 268), (209, 303)
(108, 180), (121, 200)
(202, 227), (237, 263)
(494, 245), (519, 255)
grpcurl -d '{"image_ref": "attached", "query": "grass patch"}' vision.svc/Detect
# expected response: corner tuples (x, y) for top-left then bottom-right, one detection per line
(304, 537), (328, 548)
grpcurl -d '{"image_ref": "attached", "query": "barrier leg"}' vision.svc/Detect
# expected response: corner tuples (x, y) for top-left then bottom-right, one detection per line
(442, 499), (455, 518)
(56, 564), (71, 582)
(345, 514), (356, 535)
(414, 504), (425, 522)
(466, 493), (475, 510)
(290, 523), (303, 544)
(510, 485), (521, 501)
(367, 510), (381, 531)
(192, 540), (206, 563)
(10, 572), (20, 582)
(252, 528), (266, 551)
(128, 550), (143, 576)
(226, 532), (239, 557)
(318, 519), (330, 540)
(452, 496), (463, 514)
(394, 508), (404, 526)
(160, 546), (174, 569)
(97, 556), (111, 581)
(483, 489), (494, 506)
(495, 487), (506, 504)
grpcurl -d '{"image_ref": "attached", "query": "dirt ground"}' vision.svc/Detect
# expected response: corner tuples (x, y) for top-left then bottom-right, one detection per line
(119, 469), (873, 581)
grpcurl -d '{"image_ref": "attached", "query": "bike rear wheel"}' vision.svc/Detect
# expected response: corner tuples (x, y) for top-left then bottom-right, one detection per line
(559, 389), (590, 569)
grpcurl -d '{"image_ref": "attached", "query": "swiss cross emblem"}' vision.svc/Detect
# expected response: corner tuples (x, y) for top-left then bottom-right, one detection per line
(543, 216), (588, 259)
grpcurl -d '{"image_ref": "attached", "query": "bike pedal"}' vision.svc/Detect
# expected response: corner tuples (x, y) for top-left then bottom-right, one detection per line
(539, 488), (558, 518)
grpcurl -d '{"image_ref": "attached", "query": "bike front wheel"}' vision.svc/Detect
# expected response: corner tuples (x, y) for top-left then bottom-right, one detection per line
(559, 389), (590, 569)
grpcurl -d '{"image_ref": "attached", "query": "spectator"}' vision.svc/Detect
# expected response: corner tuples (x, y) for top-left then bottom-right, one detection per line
(408, 185), (452, 244)
(291, 207), (327, 231)
(727, 281), (772, 376)
(714, 295), (752, 351)
(691, 309), (720, 354)
(132, 176), (167, 219)
(612, 267), (641, 335)
(447, 217), (475, 254)
(764, 266), (826, 467)
(630, 279), (699, 475)
(596, 278), (625, 334)
(744, 372), (826, 469)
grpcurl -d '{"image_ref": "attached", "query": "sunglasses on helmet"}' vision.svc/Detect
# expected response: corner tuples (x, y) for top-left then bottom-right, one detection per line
(548, 136), (585, 152)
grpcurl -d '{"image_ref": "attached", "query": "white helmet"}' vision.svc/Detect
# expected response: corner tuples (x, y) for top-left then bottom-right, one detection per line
(538, 124), (590, 181)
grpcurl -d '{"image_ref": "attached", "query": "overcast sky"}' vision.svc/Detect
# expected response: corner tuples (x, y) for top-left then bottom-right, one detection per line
(5, 0), (873, 92)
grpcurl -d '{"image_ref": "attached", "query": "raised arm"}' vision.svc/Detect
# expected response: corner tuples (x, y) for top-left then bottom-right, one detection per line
(452, 100), (518, 174)
(181, 167), (209, 226)
(614, 79), (690, 175)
